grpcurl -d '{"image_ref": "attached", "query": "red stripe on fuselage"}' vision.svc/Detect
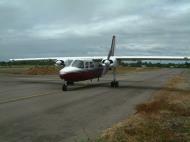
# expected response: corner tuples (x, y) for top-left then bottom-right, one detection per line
(60, 68), (103, 81)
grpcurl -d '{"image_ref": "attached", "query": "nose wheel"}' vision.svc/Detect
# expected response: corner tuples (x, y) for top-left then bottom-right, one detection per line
(62, 84), (67, 91)
(62, 80), (68, 91)
(62, 81), (75, 91)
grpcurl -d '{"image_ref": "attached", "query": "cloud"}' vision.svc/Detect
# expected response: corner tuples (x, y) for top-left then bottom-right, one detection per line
(28, 15), (141, 39)
(0, 0), (190, 60)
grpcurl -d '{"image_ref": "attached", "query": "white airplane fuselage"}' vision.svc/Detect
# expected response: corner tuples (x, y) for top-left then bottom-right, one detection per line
(59, 59), (105, 82)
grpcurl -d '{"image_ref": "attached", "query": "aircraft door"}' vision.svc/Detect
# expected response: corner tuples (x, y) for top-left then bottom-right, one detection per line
(85, 62), (89, 70)
(85, 61), (95, 73)
(90, 62), (95, 68)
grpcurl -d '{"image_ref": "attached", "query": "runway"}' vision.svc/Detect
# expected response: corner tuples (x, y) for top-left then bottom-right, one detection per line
(0, 68), (185, 142)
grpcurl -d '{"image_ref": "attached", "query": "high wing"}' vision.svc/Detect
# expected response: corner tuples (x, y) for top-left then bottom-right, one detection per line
(113, 56), (190, 61)
(10, 35), (190, 62)
(9, 56), (106, 62)
(10, 56), (190, 62)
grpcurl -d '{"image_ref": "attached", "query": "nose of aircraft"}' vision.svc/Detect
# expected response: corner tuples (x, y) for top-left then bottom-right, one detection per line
(59, 68), (66, 74)
(59, 68), (69, 79)
(59, 67), (79, 80)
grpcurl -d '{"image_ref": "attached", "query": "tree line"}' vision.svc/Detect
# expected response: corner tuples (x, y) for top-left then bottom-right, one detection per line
(120, 61), (190, 68)
(0, 60), (190, 68)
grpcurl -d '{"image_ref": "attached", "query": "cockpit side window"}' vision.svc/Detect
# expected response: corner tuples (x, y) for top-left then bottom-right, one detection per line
(72, 60), (84, 68)
(90, 62), (94, 68)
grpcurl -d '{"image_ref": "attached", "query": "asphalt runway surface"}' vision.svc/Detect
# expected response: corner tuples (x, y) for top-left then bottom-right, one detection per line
(0, 68), (185, 142)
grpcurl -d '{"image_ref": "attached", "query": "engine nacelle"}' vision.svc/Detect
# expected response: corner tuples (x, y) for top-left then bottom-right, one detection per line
(110, 58), (118, 68)
(102, 59), (113, 66)
(101, 58), (118, 68)
(104, 60), (111, 65)
(55, 60), (65, 67)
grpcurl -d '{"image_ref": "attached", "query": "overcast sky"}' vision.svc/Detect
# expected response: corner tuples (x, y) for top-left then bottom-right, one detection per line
(0, 0), (190, 61)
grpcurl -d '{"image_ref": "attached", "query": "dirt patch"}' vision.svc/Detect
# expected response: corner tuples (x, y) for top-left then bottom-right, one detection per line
(0, 66), (59, 75)
(25, 66), (59, 75)
(116, 66), (160, 74)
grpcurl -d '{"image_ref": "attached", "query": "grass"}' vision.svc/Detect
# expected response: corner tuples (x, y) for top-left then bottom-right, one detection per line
(88, 72), (190, 142)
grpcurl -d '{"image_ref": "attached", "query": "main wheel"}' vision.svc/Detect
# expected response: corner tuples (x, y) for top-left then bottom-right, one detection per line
(62, 84), (67, 91)
(115, 81), (119, 87)
(110, 81), (119, 88)
(111, 81), (114, 87)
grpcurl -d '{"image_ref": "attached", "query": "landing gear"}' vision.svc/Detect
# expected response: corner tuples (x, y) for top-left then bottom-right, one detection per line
(62, 81), (75, 91)
(110, 67), (119, 88)
(111, 81), (119, 88)
(67, 81), (74, 86)
(62, 84), (67, 91)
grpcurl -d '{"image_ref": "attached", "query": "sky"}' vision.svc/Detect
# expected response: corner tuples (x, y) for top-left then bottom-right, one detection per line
(0, 0), (190, 61)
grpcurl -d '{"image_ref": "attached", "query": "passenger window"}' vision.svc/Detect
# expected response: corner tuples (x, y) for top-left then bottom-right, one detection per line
(90, 62), (94, 68)
(85, 62), (89, 68)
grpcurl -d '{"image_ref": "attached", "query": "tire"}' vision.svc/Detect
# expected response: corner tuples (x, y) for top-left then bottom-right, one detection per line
(62, 84), (67, 91)
(115, 81), (119, 87)
(111, 81), (114, 87)
(110, 81), (119, 88)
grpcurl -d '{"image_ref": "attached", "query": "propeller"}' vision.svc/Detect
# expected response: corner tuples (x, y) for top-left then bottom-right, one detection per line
(107, 35), (115, 60)
(55, 60), (65, 67)
(101, 35), (116, 67)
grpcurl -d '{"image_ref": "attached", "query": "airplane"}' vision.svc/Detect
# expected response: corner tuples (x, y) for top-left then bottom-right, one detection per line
(10, 35), (190, 91)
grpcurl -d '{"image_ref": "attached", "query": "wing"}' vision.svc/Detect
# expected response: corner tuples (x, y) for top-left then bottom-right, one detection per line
(9, 56), (106, 62)
(10, 55), (190, 62)
(114, 56), (190, 61)
(10, 35), (189, 62)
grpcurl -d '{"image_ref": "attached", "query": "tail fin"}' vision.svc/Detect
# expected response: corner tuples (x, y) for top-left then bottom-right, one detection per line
(107, 35), (115, 60)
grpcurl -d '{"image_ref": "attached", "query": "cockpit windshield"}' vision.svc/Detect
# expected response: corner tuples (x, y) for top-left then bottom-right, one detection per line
(64, 60), (73, 67)
(72, 60), (84, 68)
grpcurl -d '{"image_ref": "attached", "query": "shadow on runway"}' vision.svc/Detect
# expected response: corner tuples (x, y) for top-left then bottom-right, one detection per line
(70, 82), (190, 94)
(69, 82), (109, 91)
(18, 79), (190, 93)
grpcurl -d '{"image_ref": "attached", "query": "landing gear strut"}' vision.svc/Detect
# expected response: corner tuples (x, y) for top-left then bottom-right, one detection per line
(62, 84), (67, 91)
(62, 80), (68, 91)
(110, 67), (119, 88)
